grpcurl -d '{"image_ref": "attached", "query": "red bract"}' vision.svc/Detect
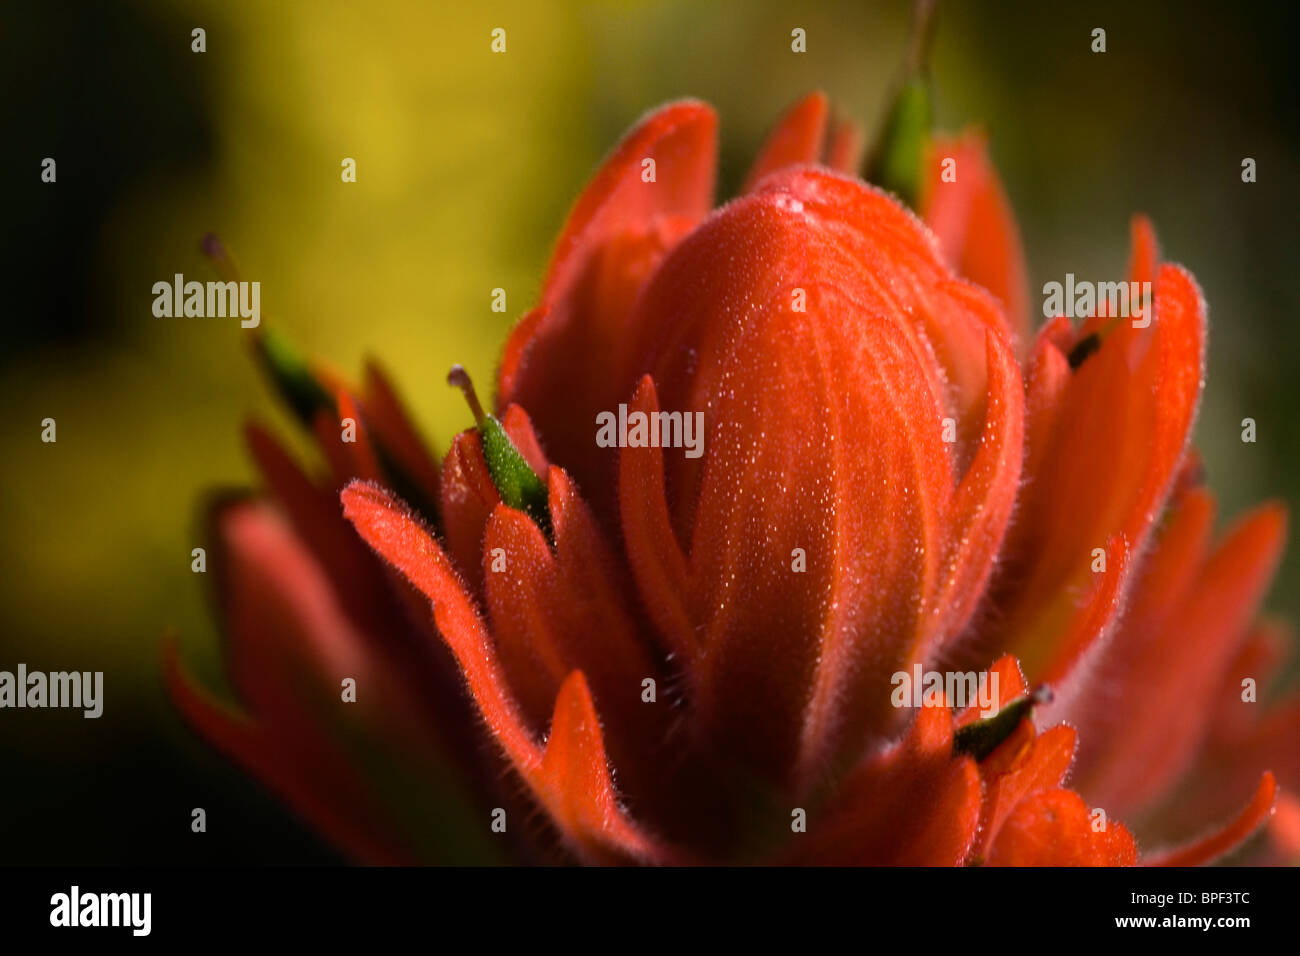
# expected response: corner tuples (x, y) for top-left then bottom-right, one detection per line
(167, 93), (1294, 866)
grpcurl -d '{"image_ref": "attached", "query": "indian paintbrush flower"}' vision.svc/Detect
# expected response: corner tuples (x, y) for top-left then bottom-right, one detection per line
(164, 88), (1298, 866)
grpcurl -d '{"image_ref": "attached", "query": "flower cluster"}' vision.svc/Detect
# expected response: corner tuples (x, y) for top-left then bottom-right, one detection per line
(166, 92), (1297, 866)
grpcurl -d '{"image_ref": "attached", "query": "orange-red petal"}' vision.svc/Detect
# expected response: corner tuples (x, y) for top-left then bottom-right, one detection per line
(497, 101), (717, 496)
(789, 707), (982, 865)
(989, 262), (1206, 693)
(1142, 773), (1277, 867)
(341, 481), (663, 862)
(617, 375), (696, 664)
(988, 788), (1137, 866)
(921, 130), (1031, 348)
(741, 91), (829, 193)
(976, 725), (1077, 860)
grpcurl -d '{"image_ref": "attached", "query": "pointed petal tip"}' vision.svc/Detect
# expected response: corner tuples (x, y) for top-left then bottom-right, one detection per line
(742, 91), (831, 194)
(341, 477), (398, 519)
(1143, 772), (1277, 867)
(536, 670), (669, 864)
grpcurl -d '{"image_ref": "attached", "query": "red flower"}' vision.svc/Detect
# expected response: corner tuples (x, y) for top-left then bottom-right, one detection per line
(166, 93), (1293, 866)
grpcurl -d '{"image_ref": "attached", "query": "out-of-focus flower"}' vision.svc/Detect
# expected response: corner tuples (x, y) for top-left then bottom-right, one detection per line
(166, 89), (1294, 866)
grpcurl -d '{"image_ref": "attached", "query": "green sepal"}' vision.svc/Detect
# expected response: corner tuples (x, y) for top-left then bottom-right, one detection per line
(479, 414), (551, 536)
(253, 326), (335, 425)
(867, 77), (932, 210)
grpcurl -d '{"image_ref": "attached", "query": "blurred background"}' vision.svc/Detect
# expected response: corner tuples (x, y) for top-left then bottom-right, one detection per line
(1, 0), (1297, 863)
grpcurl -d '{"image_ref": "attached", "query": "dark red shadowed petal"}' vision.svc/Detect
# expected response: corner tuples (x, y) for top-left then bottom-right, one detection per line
(1234, 701), (1300, 799)
(1142, 773), (1277, 867)
(921, 130), (1031, 348)
(361, 360), (441, 503)
(788, 707), (982, 865)
(742, 91), (829, 193)
(311, 408), (353, 487)
(1068, 483), (1215, 803)
(1076, 502), (1287, 814)
(340, 480), (664, 862)
(335, 391), (384, 482)
(208, 502), (373, 728)
(1152, 663), (1300, 861)
(163, 636), (415, 866)
(166, 500), (457, 865)
(1210, 618), (1292, 745)
(988, 788), (1137, 866)
(243, 421), (399, 634)
(1201, 622), (1300, 815)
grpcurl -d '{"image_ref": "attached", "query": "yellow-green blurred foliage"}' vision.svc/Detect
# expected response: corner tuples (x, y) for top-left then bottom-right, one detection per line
(1, 0), (908, 716)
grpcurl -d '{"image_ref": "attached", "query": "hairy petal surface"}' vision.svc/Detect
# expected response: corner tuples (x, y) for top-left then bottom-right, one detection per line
(341, 481), (665, 863)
